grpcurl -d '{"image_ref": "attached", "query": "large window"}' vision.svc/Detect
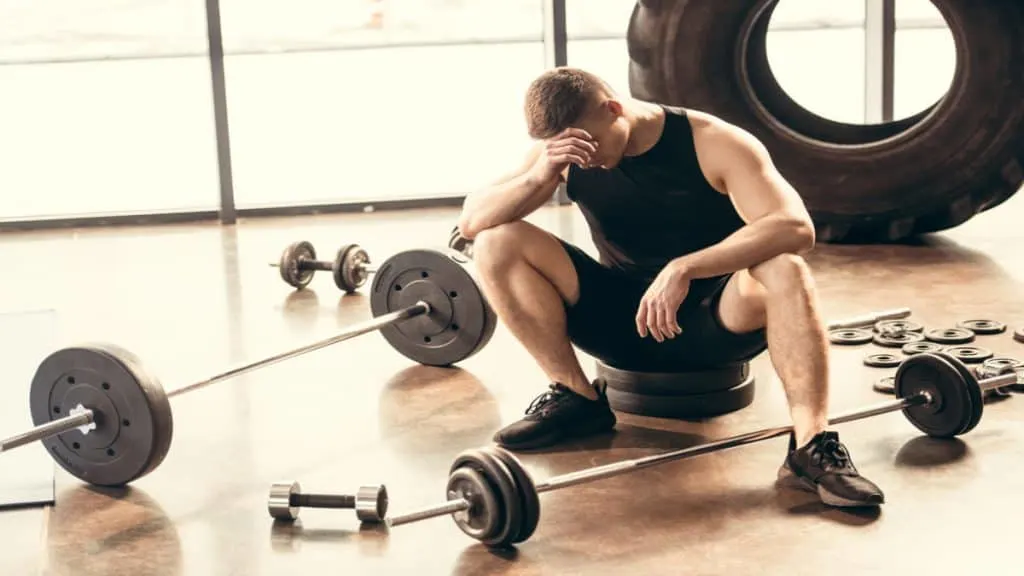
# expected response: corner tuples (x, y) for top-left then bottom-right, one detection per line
(220, 1), (547, 208)
(0, 0), (956, 226)
(894, 4), (954, 121)
(0, 0), (219, 222)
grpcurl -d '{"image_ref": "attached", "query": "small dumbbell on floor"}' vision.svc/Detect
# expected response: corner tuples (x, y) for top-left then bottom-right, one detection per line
(268, 481), (388, 524)
(448, 225), (474, 258)
(270, 241), (376, 292)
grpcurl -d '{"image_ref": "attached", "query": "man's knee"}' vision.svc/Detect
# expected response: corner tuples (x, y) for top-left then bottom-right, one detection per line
(472, 221), (533, 274)
(472, 221), (581, 304)
(748, 253), (814, 293)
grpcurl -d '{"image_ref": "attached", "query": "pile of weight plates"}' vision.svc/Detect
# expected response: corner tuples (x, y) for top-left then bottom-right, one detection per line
(828, 318), (1024, 397)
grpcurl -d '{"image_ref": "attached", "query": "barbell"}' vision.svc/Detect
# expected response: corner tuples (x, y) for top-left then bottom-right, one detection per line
(0, 247), (496, 487)
(383, 351), (1017, 548)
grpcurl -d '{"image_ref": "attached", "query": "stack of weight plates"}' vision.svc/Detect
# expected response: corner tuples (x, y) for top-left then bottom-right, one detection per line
(597, 360), (755, 420)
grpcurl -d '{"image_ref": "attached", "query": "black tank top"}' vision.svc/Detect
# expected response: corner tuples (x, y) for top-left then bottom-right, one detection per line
(565, 106), (745, 280)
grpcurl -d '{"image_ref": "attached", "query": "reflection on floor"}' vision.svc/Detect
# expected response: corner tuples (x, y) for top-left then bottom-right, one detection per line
(0, 199), (1022, 575)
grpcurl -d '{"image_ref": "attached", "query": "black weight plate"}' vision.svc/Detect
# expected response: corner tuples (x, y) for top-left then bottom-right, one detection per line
(956, 319), (1006, 335)
(450, 449), (522, 548)
(941, 345), (993, 364)
(333, 244), (370, 293)
(923, 327), (975, 345)
(486, 447), (540, 545)
(933, 351), (984, 434)
(981, 357), (1023, 393)
(828, 328), (872, 345)
(445, 467), (500, 542)
(873, 375), (895, 395)
(1014, 327), (1024, 343)
(279, 241), (317, 289)
(596, 359), (748, 395)
(29, 344), (173, 486)
(863, 353), (902, 368)
(605, 375), (755, 419)
(894, 353), (973, 438)
(984, 357), (1023, 372)
(874, 319), (923, 334)
(872, 331), (925, 348)
(370, 248), (497, 366)
(901, 341), (945, 356)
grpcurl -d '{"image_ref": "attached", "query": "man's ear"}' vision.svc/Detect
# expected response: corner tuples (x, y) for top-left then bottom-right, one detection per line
(605, 99), (624, 117)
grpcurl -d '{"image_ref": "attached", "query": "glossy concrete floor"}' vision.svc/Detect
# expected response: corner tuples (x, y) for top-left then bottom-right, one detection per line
(1, 198), (1023, 576)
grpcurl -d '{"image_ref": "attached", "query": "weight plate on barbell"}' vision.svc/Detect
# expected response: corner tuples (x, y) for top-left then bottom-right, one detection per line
(940, 345), (993, 364)
(864, 353), (902, 368)
(923, 327), (975, 345)
(872, 331), (925, 348)
(828, 328), (872, 345)
(486, 447), (540, 545)
(894, 353), (975, 438)
(444, 466), (501, 543)
(874, 319), (923, 334)
(449, 449), (523, 548)
(934, 351), (985, 434)
(370, 248), (497, 367)
(279, 241), (317, 289)
(873, 375), (895, 394)
(901, 341), (944, 356)
(333, 244), (370, 293)
(1014, 327), (1024, 343)
(956, 319), (1006, 335)
(29, 344), (173, 487)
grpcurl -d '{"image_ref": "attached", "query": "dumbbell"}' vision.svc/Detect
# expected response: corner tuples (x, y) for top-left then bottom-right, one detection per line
(448, 225), (474, 258)
(270, 241), (376, 292)
(268, 481), (388, 524)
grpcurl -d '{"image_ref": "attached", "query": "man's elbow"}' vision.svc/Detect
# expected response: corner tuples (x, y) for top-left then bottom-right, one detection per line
(787, 216), (816, 253)
(767, 211), (815, 253)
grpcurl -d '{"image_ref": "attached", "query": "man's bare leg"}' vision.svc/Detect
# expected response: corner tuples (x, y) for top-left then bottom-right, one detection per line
(718, 253), (829, 447)
(471, 220), (596, 400)
(718, 254), (883, 507)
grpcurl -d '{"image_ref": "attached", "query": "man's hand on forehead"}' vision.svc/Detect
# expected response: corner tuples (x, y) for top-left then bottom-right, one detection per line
(537, 128), (598, 170)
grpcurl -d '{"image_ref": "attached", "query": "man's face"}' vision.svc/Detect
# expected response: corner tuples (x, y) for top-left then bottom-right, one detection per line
(573, 99), (630, 169)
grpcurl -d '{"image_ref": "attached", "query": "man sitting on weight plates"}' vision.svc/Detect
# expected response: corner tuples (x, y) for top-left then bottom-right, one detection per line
(456, 67), (884, 508)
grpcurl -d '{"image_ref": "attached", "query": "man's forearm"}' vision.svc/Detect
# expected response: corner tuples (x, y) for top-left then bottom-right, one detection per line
(458, 174), (556, 239)
(675, 213), (815, 279)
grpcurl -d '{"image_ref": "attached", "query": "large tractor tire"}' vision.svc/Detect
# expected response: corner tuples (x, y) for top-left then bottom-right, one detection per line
(627, 0), (1024, 243)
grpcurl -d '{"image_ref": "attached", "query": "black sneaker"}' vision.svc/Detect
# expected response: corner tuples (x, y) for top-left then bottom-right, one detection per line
(493, 380), (617, 450)
(777, 430), (885, 507)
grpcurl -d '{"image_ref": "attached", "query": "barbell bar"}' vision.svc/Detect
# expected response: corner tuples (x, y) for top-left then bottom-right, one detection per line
(0, 247), (497, 487)
(383, 352), (1016, 548)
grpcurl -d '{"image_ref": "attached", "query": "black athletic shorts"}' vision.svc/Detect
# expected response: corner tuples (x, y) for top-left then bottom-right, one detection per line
(558, 239), (768, 372)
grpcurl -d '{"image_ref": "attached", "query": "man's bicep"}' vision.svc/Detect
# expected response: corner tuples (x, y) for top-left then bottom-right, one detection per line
(720, 136), (810, 224)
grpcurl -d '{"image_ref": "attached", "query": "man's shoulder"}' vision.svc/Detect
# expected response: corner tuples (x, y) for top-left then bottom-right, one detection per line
(686, 109), (769, 161)
(681, 109), (772, 192)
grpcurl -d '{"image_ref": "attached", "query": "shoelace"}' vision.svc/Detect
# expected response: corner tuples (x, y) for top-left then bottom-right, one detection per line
(815, 437), (852, 470)
(524, 384), (569, 415)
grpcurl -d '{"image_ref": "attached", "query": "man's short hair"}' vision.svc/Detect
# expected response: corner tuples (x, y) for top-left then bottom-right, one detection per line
(523, 67), (614, 139)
